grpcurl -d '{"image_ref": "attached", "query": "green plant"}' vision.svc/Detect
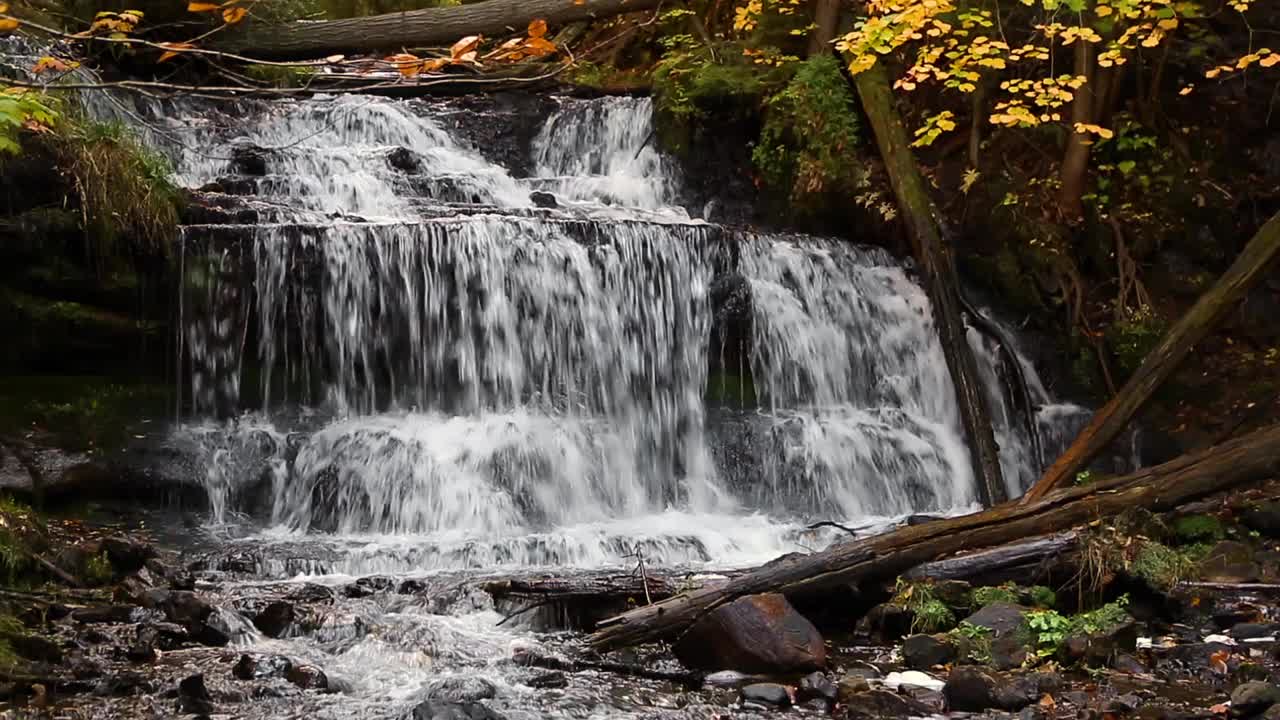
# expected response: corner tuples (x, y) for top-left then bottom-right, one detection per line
(893, 579), (957, 633)
(84, 552), (113, 585)
(1107, 304), (1167, 375)
(1072, 594), (1130, 636)
(753, 55), (868, 210)
(245, 64), (316, 88)
(1027, 585), (1057, 609)
(948, 621), (993, 662)
(0, 88), (60, 154)
(972, 583), (1019, 607)
(1131, 541), (1199, 589)
(1171, 514), (1224, 544)
(1025, 609), (1071, 654)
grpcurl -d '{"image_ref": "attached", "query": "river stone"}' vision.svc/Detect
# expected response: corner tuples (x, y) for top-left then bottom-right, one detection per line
(963, 602), (1028, 637)
(903, 634), (957, 669)
(841, 689), (935, 719)
(253, 601), (297, 638)
(409, 700), (506, 720)
(1201, 541), (1261, 583)
(796, 671), (838, 705)
(178, 673), (214, 714)
(286, 663), (328, 691)
(233, 653), (293, 681)
(196, 607), (256, 646)
(1231, 681), (1280, 716)
(673, 593), (825, 673)
(944, 666), (999, 711)
(425, 676), (497, 703)
(529, 191), (558, 208)
(740, 682), (791, 707)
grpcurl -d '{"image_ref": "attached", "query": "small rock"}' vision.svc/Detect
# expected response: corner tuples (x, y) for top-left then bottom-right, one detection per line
(1231, 681), (1280, 717)
(962, 602), (1028, 637)
(525, 671), (567, 689)
(903, 634), (957, 669)
(425, 676), (498, 704)
(529, 191), (558, 208)
(1232, 622), (1280, 640)
(100, 536), (156, 574)
(1112, 652), (1148, 674)
(177, 673), (214, 715)
(285, 663), (328, 691)
(842, 689), (935, 719)
(901, 684), (946, 713)
(1201, 541), (1261, 583)
(797, 672), (837, 705)
(883, 670), (945, 692)
(195, 607), (256, 646)
(673, 593), (825, 673)
(233, 653), (293, 681)
(991, 634), (1030, 670)
(944, 666), (998, 711)
(740, 682), (791, 707)
(837, 676), (872, 702)
(253, 601), (296, 638)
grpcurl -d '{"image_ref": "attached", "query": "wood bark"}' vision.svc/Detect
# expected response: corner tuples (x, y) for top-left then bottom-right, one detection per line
(1023, 210), (1280, 503)
(806, 0), (843, 56)
(853, 62), (1007, 506)
(1057, 40), (1095, 221)
(215, 0), (665, 58)
(590, 422), (1280, 651)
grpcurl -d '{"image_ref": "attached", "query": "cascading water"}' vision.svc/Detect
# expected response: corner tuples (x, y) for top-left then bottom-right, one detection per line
(165, 93), (1091, 574)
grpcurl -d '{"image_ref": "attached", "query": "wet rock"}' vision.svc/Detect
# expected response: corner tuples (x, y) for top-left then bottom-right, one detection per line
(253, 600), (296, 638)
(233, 653), (293, 681)
(71, 605), (142, 624)
(97, 671), (152, 696)
(125, 642), (156, 663)
(1243, 502), (1280, 539)
(425, 676), (497, 703)
(195, 607), (256, 646)
(1201, 541), (1261, 583)
(525, 671), (567, 689)
(1062, 615), (1138, 666)
(100, 536), (157, 574)
(409, 700), (506, 720)
(673, 593), (825, 673)
(944, 666), (999, 711)
(146, 557), (195, 591)
(797, 671), (838, 705)
(285, 663), (328, 691)
(0, 628), (62, 663)
(858, 602), (914, 641)
(1112, 652), (1148, 674)
(231, 145), (269, 176)
(903, 634), (957, 669)
(740, 682), (791, 707)
(136, 622), (189, 652)
(963, 602), (1028, 637)
(178, 673), (214, 714)
(344, 576), (396, 598)
(842, 689), (935, 719)
(1231, 681), (1280, 717)
(902, 685), (946, 713)
(529, 191), (558, 208)
(991, 634), (1030, 670)
(386, 147), (420, 173)
(161, 590), (213, 626)
(1232, 622), (1280, 640)
(837, 676), (872, 701)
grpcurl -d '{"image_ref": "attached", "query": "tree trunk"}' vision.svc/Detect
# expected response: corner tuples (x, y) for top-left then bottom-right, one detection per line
(1057, 40), (1095, 221)
(1022, 210), (1280, 503)
(215, 0), (665, 58)
(853, 62), (1007, 507)
(806, 0), (842, 56)
(590, 422), (1280, 651)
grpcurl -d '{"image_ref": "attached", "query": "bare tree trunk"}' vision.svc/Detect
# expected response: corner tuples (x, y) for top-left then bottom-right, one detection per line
(806, 0), (842, 56)
(591, 423), (1280, 651)
(1057, 40), (1095, 221)
(215, 0), (664, 58)
(1022, 210), (1280, 503)
(854, 62), (1007, 507)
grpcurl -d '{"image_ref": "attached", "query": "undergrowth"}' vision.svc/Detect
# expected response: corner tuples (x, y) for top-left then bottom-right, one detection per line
(893, 579), (956, 633)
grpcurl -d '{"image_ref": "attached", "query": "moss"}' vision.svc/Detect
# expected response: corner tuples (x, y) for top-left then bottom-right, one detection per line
(893, 579), (958, 633)
(752, 55), (868, 213)
(83, 551), (114, 586)
(1131, 541), (1200, 589)
(1027, 585), (1058, 609)
(972, 584), (1020, 608)
(706, 370), (756, 407)
(245, 64), (316, 89)
(1171, 514), (1225, 545)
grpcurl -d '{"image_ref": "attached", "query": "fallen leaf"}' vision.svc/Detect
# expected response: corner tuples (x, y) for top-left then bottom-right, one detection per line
(157, 41), (196, 62)
(0, 17), (19, 31)
(1210, 703), (1230, 714)
(222, 6), (247, 24)
(32, 56), (73, 73)
(187, 1), (219, 11)
(528, 18), (548, 38)
(1209, 648), (1230, 674)
(450, 34), (481, 60)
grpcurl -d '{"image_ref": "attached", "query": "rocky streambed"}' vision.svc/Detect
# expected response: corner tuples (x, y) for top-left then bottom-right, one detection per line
(6, 488), (1280, 720)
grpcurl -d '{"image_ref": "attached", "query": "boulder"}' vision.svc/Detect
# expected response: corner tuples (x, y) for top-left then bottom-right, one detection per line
(410, 700), (506, 720)
(740, 683), (791, 707)
(177, 673), (214, 715)
(1231, 681), (1280, 717)
(425, 677), (497, 704)
(943, 666), (1053, 712)
(386, 147), (420, 173)
(100, 536), (157, 574)
(234, 653), (293, 681)
(253, 601), (296, 638)
(285, 663), (328, 691)
(672, 593), (825, 673)
(857, 602), (913, 642)
(842, 689), (936, 719)
(1200, 541), (1261, 583)
(160, 591), (213, 626)
(529, 191), (558, 209)
(962, 602), (1028, 637)
(195, 607), (256, 646)
(903, 634), (957, 669)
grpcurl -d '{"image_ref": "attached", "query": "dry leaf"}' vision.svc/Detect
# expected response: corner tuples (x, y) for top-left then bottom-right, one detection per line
(528, 18), (548, 38)
(187, 1), (219, 11)
(1039, 694), (1057, 709)
(157, 41), (195, 62)
(0, 17), (20, 31)
(1210, 703), (1230, 714)
(1209, 648), (1230, 674)
(222, 6), (247, 24)
(450, 34), (481, 59)
(32, 56), (73, 73)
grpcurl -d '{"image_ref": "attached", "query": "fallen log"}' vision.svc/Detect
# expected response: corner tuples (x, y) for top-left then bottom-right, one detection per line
(215, 0), (665, 59)
(904, 531), (1078, 582)
(591, 423), (1280, 651)
(1023, 210), (1280, 503)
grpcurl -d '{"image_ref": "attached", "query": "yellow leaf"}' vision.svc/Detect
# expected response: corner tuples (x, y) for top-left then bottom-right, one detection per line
(1179, 85), (1194, 95)
(157, 41), (195, 62)
(1157, 18), (1178, 30)
(1095, 5), (1113, 15)
(450, 34), (481, 60)
(0, 17), (20, 31)
(1262, 55), (1280, 67)
(222, 6), (246, 23)
(0, 2), (8, 13)
(32, 56), (72, 73)
(528, 18), (547, 38)
(386, 52), (421, 76)
(187, 1), (218, 11)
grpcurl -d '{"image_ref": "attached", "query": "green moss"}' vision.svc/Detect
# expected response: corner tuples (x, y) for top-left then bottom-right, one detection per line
(1131, 541), (1200, 589)
(893, 579), (957, 633)
(972, 584), (1019, 608)
(245, 64), (316, 89)
(752, 55), (868, 212)
(83, 551), (113, 586)
(1171, 514), (1225, 545)
(1027, 585), (1057, 609)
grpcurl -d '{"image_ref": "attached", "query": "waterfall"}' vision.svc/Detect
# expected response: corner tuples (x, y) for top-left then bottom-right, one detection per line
(160, 94), (1088, 570)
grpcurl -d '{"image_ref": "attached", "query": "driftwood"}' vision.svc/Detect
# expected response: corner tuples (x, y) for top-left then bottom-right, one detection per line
(216, 0), (665, 58)
(1023, 210), (1280, 503)
(590, 423), (1280, 651)
(905, 531), (1078, 582)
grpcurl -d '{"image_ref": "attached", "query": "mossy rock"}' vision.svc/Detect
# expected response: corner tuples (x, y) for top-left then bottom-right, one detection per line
(1171, 514), (1226, 544)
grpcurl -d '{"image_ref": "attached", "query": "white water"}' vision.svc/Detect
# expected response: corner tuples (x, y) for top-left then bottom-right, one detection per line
(159, 94), (1091, 577)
